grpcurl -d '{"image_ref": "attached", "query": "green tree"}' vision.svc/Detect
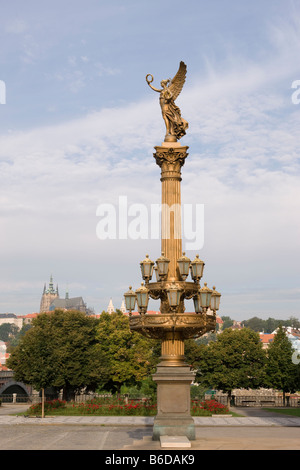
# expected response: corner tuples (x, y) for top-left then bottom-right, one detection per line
(195, 332), (217, 346)
(265, 326), (300, 403)
(287, 316), (300, 329)
(0, 323), (19, 343)
(7, 323), (32, 352)
(264, 317), (281, 334)
(95, 311), (160, 393)
(242, 316), (265, 332)
(7, 310), (107, 400)
(184, 339), (207, 373)
(196, 328), (267, 403)
(220, 316), (234, 330)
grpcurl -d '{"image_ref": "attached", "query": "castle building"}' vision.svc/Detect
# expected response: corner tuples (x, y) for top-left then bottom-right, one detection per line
(40, 276), (93, 315)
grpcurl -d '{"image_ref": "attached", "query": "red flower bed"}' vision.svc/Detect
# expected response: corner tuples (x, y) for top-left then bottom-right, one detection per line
(27, 397), (228, 416)
(72, 398), (157, 416)
(28, 399), (66, 414)
(191, 399), (229, 415)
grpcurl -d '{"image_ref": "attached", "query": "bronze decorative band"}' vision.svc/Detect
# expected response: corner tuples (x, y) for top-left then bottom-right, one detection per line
(129, 313), (216, 340)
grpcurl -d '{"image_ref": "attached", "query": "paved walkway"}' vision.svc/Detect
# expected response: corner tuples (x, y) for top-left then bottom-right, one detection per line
(1, 412), (300, 427)
(1, 405), (299, 427)
(0, 405), (299, 450)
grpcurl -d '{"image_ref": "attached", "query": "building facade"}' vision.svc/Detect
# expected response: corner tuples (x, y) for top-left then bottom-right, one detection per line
(39, 276), (93, 315)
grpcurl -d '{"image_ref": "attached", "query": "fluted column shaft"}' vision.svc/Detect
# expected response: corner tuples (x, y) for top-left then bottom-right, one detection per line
(154, 144), (189, 365)
(154, 144), (188, 280)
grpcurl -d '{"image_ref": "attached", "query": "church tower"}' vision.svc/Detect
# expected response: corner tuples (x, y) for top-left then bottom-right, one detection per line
(107, 298), (115, 314)
(120, 300), (126, 313)
(40, 275), (59, 313)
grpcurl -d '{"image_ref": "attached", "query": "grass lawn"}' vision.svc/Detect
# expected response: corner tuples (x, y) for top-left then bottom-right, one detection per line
(263, 408), (300, 417)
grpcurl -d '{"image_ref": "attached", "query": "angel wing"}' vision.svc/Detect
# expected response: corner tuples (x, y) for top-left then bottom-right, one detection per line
(168, 61), (187, 101)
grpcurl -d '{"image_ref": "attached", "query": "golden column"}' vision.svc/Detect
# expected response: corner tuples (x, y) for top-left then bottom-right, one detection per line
(154, 144), (188, 367)
(155, 144), (187, 280)
(124, 62), (221, 441)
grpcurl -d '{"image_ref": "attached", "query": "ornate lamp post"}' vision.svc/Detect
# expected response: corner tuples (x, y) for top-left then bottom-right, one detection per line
(124, 286), (136, 316)
(135, 282), (149, 315)
(211, 286), (221, 312)
(124, 62), (221, 441)
(199, 283), (213, 312)
(190, 254), (205, 282)
(177, 252), (191, 281)
(140, 255), (155, 284)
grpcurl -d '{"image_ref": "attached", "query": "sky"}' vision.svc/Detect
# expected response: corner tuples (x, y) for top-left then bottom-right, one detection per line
(0, 0), (299, 321)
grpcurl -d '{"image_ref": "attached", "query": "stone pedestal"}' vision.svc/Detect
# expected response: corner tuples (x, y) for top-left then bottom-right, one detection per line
(152, 365), (196, 441)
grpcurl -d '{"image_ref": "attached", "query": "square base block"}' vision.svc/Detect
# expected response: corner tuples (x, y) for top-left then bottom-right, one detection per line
(152, 365), (196, 441)
(153, 416), (195, 441)
(160, 435), (191, 448)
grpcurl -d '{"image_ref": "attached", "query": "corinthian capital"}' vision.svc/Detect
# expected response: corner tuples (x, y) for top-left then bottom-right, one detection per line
(154, 146), (189, 169)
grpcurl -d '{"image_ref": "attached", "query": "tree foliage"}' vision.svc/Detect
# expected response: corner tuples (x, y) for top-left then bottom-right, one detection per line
(195, 328), (267, 397)
(6, 310), (107, 400)
(6, 309), (161, 398)
(95, 311), (160, 393)
(242, 316), (300, 333)
(220, 316), (234, 330)
(0, 322), (20, 343)
(6, 309), (299, 400)
(265, 326), (300, 396)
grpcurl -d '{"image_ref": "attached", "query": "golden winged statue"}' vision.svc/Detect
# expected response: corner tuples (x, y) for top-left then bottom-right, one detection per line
(146, 61), (188, 142)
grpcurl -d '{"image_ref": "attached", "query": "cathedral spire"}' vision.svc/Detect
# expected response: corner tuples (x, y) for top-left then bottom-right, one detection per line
(48, 274), (55, 293)
(65, 287), (69, 300)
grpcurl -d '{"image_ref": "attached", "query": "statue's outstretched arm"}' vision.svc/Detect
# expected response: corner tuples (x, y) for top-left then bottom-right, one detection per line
(146, 74), (162, 93)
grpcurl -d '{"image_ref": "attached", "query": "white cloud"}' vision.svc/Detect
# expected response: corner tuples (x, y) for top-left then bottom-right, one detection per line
(94, 62), (120, 77)
(5, 18), (28, 34)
